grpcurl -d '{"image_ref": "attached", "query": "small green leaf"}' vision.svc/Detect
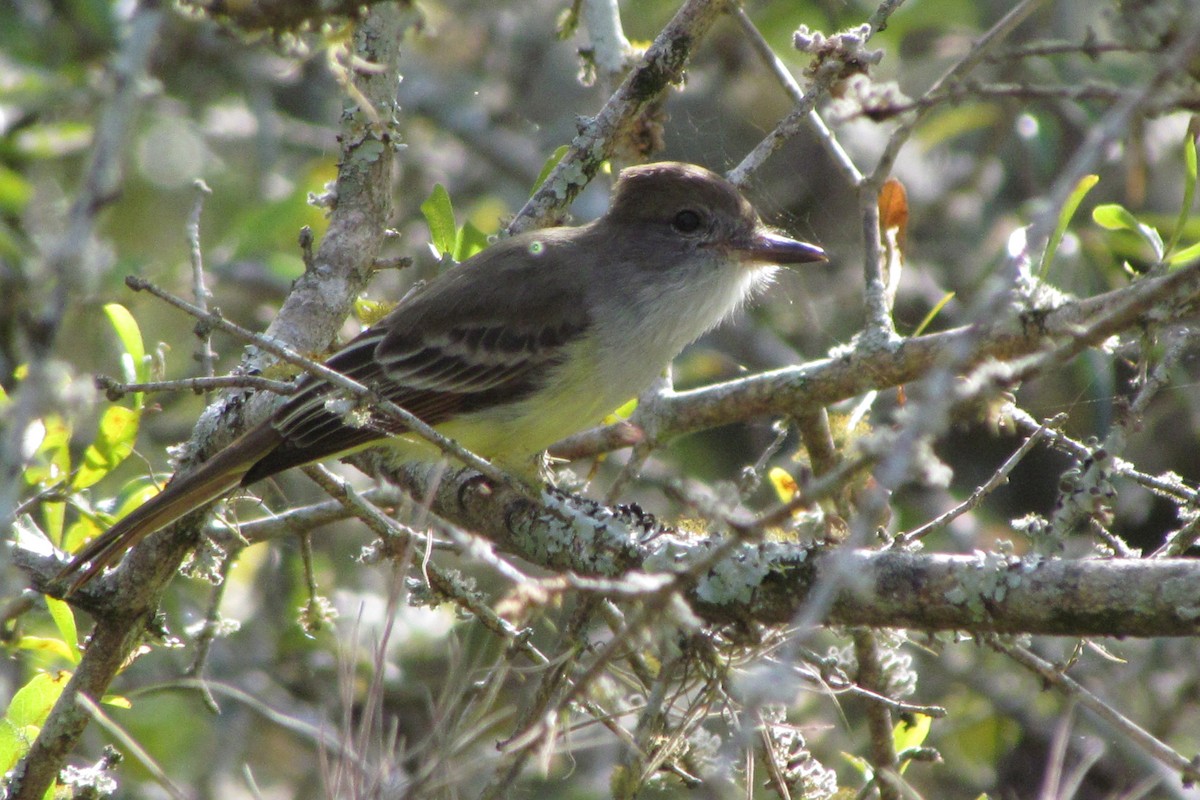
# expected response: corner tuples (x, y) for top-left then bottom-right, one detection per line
(841, 751), (873, 780)
(893, 713), (932, 753)
(533, 145), (570, 193)
(916, 103), (1002, 149)
(353, 297), (393, 326)
(103, 304), (145, 379)
(454, 220), (491, 261)
(1167, 119), (1199, 256)
(420, 184), (457, 258)
(1140, 222), (1165, 261)
(42, 500), (65, 545)
(61, 512), (105, 555)
(1039, 174), (1097, 278)
(1093, 203), (1166, 260)
(610, 397), (638, 420)
(62, 477), (162, 553)
(5, 671), (71, 728)
(15, 636), (76, 663)
(72, 405), (139, 490)
(0, 718), (31, 775)
(44, 597), (79, 662)
(1092, 203), (1139, 231)
(0, 163), (32, 214)
(1167, 240), (1200, 267)
(24, 416), (71, 488)
(14, 121), (93, 158)
(104, 303), (146, 409)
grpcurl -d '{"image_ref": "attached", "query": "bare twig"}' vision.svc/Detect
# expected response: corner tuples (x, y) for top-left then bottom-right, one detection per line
(728, 4), (861, 185)
(187, 179), (216, 394)
(94, 373), (295, 399)
(895, 413), (1062, 546)
(990, 637), (1200, 785)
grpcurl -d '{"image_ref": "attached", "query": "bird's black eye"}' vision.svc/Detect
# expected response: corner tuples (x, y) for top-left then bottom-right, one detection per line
(672, 209), (703, 234)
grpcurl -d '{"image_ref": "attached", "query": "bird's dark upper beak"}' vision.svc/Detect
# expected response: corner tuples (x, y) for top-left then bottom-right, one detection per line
(735, 229), (827, 265)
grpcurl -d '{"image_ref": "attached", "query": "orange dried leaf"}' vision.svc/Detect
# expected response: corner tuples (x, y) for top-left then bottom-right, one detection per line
(878, 177), (909, 253)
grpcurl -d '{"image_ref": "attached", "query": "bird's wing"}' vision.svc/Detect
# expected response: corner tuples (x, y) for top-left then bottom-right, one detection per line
(244, 239), (593, 482)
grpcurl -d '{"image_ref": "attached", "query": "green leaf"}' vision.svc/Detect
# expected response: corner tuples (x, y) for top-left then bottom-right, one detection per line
(43, 500), (65, 545)
(0, 163), (32, 214)
(72, 405), (139, 490)
(1092, 203), (1139, 231)
(454, 220), (491, 261)
(44, 597), (79, 663)
(103, 303), (146, 382)
(353, 297), (393, 326)
(23, 416), (70, 488)
(893, 712), (932, 753)
(533, 145), (570, 192)
(894, 713), (934, 775)
(841, 751), (873, 780)
(1167, 119), (1199, 256)
(15, 636), (76, 663)
(14, 121), (92, 158)
(1140, 221), (1165, 261)
(5, 671), (71, 728)
(0, 718), (31, 775)
(610, 397), (638, 420)
(62, 477), (163, 553)
(1167, 239), (1200, 267)
(420, 183), (457, 258)
(1093, 202), (1165, 260)
(1039, 174), (1097, 278)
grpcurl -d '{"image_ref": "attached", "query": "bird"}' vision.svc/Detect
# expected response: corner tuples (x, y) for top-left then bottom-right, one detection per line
(57, 161), (826, 592)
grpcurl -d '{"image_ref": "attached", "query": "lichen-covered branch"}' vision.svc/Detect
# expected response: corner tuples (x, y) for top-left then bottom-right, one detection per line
(555, 256), (1200, 459)
(381, 464), (1200, 638)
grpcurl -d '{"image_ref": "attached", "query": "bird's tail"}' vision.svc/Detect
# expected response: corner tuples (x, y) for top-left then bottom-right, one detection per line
(58, 423), (283, 594)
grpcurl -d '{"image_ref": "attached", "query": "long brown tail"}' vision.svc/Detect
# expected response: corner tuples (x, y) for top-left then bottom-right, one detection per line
(58, 423), (283, 594)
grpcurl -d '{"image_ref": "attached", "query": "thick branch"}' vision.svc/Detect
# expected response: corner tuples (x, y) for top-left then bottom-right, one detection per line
(383, 465), (1200, 638)
(555, 258), (1200, 459)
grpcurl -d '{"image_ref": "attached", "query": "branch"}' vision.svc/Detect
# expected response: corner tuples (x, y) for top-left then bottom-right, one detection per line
(507, 0), (727, 233)
(555, 257), (1200, 459)
(9, 7), (414, 798)
(383, 464), (1200, 638)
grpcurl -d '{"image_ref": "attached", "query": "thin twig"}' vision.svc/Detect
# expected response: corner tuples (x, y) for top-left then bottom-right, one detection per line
(990, 637), (1200, 785)
(95, 373), (296, 399)
(76, 694), (191, 800)
(728, 4), (861, 184)
(728, 0), (907, 186)
(187, 179), (216, 396)
(895, 413), (1062, 546)
(508, 0), (728, 233)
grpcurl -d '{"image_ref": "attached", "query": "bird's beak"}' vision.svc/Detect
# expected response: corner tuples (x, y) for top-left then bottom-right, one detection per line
(735, 229), (827, 266)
